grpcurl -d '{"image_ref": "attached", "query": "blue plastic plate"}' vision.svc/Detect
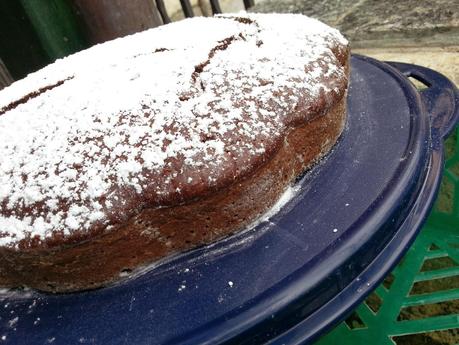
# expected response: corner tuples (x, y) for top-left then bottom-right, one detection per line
(0, 55), (458, 345)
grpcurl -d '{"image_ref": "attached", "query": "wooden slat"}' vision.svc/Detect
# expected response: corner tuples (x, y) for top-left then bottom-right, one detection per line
(180, 0), (195, 18)
(70, 0), (163, 44)
(209, 0), (223, 14)
(155, 0), (171, 24)
(20, 0), (88, 60)
(0, 0), (50, 79)
(0, 58), (13, 90)
(243, 0), (255, 9)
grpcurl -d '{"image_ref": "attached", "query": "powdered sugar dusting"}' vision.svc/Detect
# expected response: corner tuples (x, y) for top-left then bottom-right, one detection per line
(0, 14), (347, 247)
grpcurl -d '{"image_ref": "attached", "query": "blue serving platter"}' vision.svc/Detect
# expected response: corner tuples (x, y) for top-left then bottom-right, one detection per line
(1, 55), (458, 345)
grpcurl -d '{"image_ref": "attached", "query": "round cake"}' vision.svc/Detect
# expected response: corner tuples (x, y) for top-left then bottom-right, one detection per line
(0, 13), (349, 292)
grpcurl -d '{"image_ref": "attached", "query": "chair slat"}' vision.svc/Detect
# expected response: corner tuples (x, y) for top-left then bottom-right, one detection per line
(180, 0), (195, 17)
(209, 0), (222, 14)
(0, 58), (13, 91)
(155, 0), (171, 24)
(243, 0), (255, 9)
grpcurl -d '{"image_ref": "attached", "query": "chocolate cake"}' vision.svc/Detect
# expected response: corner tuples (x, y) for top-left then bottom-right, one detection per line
(0, 13), (349, 292)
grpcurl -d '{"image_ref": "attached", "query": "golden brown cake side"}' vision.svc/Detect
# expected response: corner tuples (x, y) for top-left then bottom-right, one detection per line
(0, 91), (347, 292)
(0, 13), (349, 292)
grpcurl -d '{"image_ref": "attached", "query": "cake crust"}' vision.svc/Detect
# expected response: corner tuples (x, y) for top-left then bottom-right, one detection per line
(0, 95), (347, 292)
(0, 13), (349, 292)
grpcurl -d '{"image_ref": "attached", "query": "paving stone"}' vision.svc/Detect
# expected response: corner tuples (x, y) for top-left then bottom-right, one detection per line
(251, 0), (459, 48)
(354, 46), (459, 86)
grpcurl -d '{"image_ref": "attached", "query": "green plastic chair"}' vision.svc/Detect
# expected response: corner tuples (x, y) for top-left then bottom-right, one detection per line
(317, 129), (459, 345)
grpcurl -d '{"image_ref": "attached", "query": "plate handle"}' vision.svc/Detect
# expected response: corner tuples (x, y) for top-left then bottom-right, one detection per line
(386, 61), (459, 142)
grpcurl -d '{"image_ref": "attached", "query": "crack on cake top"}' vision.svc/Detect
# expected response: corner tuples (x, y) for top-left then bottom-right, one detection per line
(0, 76), (74, 116)
(133, 47), (172, 59)
(218, 15), (258, 26)
(192, 34), (244, 84)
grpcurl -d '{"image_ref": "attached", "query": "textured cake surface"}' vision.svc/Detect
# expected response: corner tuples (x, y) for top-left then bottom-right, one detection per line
(0, 13), (348, 250)
(0, 13), (350, 292)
